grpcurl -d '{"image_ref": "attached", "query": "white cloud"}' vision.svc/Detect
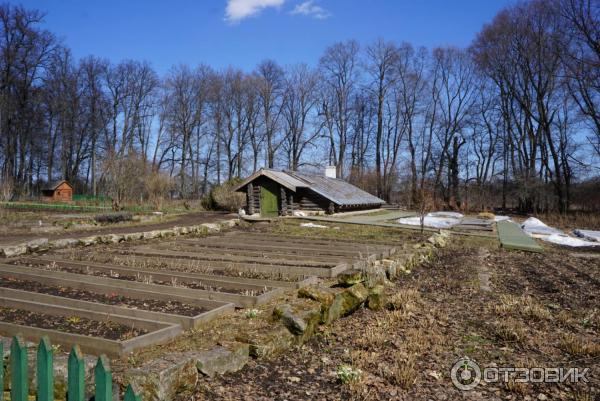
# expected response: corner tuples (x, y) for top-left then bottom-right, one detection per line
(290, 0), (330, 19)
(225, 0), (285, 23)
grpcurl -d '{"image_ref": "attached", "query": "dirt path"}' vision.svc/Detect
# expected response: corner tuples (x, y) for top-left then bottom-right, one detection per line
(189, 244), (599, 401)
(0, 211), (234, 246)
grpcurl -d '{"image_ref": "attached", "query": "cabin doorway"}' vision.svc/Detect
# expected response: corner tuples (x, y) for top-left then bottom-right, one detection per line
(260, 181), (279, 217)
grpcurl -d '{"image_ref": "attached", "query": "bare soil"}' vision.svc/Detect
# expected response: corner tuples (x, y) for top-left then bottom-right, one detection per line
(0, 306), (146, 340)
(59, 246), (309, 282)
(191, 242), (600, 400)
(12, 260), (269, 295)
(0, 277), (206, 316)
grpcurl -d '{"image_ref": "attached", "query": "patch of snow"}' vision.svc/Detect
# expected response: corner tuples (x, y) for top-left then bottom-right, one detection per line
(542, 233), (600, 247)
(519, 217), (599, 247)
(398, 212), (462, 229)
(573, 229), (600, 242)
(428, 211), (464, 219)
(238, 208), (246, 216)
(300, 222), (328, 229)
(494, 215), (511, 222)
(521, 217), (563, 238)
(293, 211), (307, 217)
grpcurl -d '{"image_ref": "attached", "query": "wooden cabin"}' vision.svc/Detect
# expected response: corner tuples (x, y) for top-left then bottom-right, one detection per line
(234, 168), (385, 217)
(42, 180), (73, 202)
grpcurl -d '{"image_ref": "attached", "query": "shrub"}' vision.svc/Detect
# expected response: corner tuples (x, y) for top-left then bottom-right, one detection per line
(210, 179), (245, 211)
(145, 172), (175, 211)
(94, 212), (133, 224)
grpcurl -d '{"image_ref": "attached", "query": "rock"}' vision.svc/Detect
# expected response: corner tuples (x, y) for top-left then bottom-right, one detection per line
(201, 223), (221, 233)
(123, 232), (143, 241)
(78, 236), (98, 246)
(298, 286), (337, 323)
(99, 234), (124, 244)
(49, 238), (79, 249)
(367, 285), (386, 311)
(220, 219), (237, 228)
(26, 238), (49, 253)
(363, 263), (389, 288)
(324, 283), (368, 324)
(123, 352), (199, 401)
(189, 225), (207, 234)
(235, 325), (295, 359)
(159, 229), (175, 238)
(337, 269), (364, 287)
(173, 226), (189, 235)
(273, 304), (306, 335)
(195, 343), (249, 377)
(142, 230), (162, 239)
(273, 302), (321, 340)
(1, 244), (28, 258)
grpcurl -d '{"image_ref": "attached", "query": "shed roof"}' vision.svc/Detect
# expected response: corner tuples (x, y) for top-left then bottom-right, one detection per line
(289, 171), (384, 206)
(43, 180), (72, 192)
(235, 169), (385, 207)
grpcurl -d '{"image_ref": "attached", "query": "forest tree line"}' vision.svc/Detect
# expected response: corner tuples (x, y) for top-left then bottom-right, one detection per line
(0, 0), (599, 213)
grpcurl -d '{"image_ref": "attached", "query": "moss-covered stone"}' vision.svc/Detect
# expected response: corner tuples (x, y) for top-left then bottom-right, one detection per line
(367, 285), (386, 311)
(324, 283), (368, 324)
(337, 269), (364, 287)
(298, 286), (337, 323)
(273, 301), (321, 342)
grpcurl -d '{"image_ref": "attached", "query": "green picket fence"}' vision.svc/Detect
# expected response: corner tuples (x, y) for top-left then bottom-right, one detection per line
(1, 335), (142, 401)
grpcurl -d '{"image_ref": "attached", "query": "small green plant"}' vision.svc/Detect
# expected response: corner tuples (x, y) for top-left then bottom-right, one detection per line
(336, 365), (362, 384)
(245, 309), (260, 319)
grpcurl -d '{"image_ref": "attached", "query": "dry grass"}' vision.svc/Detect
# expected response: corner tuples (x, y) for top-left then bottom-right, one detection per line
(560, 334), (600, 356)
(573, 390), (595, 401)
(381, 352), (417, 390)
(492, 318), (527, 343)
(494, 294), (552, 321)
(537, 212), (600, 231)
(504, 378), (527, 395)
(386, 288), (421, 312)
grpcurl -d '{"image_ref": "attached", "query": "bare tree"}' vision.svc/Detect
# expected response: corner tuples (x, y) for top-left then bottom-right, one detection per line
(319, 40), (360, 178)
(282, 64), (321, 170)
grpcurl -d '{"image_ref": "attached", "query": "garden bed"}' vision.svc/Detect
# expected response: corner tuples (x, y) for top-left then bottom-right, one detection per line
(17, 260), (271, 296)
(0, 277), (205, 316)
(0, 306), (146, 340)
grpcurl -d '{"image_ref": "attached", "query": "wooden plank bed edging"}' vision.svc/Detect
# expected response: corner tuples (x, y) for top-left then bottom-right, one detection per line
(18, 257), (284, 299)
(0, 263), (275, 308)
(129, 247), (339, 268)
(19, 256), (318, 290)
(0, 263), (230, 309)
(0, 322), (182, 357)
(0, 287), (225, 329)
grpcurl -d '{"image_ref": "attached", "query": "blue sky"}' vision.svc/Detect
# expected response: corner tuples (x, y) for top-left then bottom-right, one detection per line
(16, 0), (514, 75)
